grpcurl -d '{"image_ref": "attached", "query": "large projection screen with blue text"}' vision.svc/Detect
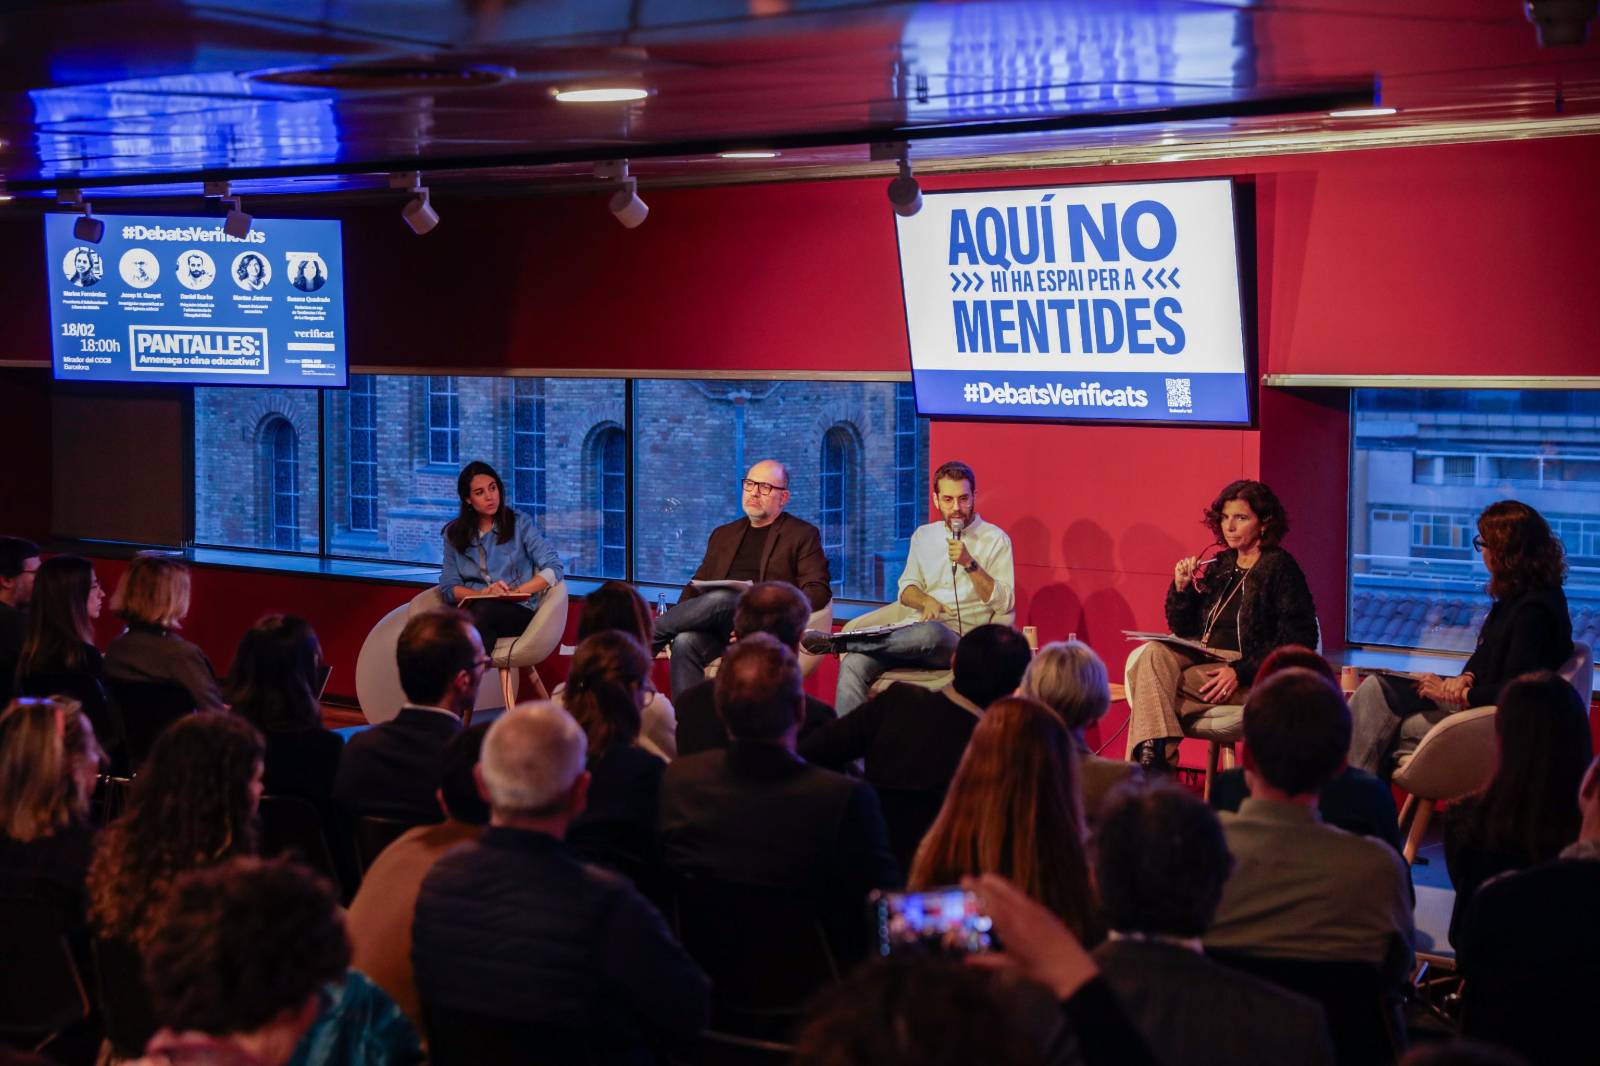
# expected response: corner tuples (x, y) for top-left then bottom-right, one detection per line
(895, 178), (1251, 426)
(45, 214), (347, 387)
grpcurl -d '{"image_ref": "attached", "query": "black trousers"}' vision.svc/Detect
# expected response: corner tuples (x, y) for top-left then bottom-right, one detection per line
(464, 599), (532, 653)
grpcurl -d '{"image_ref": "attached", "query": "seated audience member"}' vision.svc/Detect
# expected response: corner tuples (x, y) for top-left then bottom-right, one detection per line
(347, 725), (489, 1030)
(334, 610), (483, 824)
(1205, 669), (1415, 988)
(794, 872), (1162, 1066)
(1398, 1043), (1529, 1066)
(87, 713), (265, 950)
(1442, 670), (1590, 951)
(127, 857), (350, 1066)
(0, 535), (41, 706)
(1208, 646), (1402, 853)
(0, 696), (106, 947)
(227, 615), (342, 821)
(1019, 640), (1139, 824)
(675, 581), (836, 756)
(104, 552), (226, 714)
(909, 696), (1102, 944)
(799, 623), (1032, 871)
(652, 459), (831, 700)
(412, 702), (709, 1057)
(560, 630), (667, 884)
(564, 580), (676, 759)
(1456, 754), (1600, 1066)
(659, 635), (899, 960)
(1092, 781), (1335, 1066)
(14, 555), (115, 754)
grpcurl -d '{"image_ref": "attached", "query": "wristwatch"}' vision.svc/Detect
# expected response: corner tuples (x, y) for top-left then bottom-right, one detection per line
(962, 559), (980, 573)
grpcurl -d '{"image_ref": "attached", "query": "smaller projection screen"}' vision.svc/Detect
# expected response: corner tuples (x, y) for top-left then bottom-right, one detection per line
(45, 213), (347, 387)
(894, 177), (1252, 426)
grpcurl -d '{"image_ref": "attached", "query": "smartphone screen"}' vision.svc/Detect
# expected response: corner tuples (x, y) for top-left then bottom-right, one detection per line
(872, 886), (996, 957)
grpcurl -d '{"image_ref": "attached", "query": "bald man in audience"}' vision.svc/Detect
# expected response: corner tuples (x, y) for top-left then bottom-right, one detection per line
(652, 458), (831, 698)
(412, 702), (708, 1057)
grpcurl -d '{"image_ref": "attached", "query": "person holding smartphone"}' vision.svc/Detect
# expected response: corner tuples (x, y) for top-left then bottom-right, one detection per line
(1125, 479), (1318, 771)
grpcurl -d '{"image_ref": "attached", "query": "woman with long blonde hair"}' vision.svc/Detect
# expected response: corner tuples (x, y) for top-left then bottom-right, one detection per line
(908, 696), (1102, 943)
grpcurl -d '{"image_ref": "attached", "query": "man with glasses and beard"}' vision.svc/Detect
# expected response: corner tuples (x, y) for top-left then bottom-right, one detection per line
(652, 459), (831, 699)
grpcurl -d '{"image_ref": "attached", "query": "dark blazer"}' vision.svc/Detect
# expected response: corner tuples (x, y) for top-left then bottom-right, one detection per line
(1165, 546), (1318, 686)
(568, 743), (667, 888)
(262, 727), (344, 818)
(1460, 584), (1572, 708)
(681, 512), (832, 611)
(1094, 938), (1335, 1066)
(414, 826), (709, 1064)
(0, 600), (24, 706)
(673, 678), (835, 757)
(659, 743), (899, 957)
(333, 706), (460, 824)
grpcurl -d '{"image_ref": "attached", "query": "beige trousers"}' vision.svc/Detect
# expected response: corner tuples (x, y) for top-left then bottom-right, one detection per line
(1124, 641), (1245, 758)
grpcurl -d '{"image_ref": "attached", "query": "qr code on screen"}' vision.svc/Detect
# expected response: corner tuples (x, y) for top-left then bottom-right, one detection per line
(1165, 378), (1193, 411)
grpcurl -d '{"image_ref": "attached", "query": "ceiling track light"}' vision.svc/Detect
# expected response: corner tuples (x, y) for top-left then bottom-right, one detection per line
(222, 195), (253, 239)
(395, 171), (438, 235)
(59, 188), (103, 243)
(595, 159), (649, 229)
(887, 149), (922, 218)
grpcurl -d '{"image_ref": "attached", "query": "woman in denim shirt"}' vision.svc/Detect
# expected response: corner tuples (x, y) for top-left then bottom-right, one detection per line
(440, 461), (563, 650)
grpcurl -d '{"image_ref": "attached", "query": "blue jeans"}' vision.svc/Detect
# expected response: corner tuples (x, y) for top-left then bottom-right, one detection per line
(1347, 675), (1455, 776)
(835, 620), (960, 715)
(653, 589), (739, 698)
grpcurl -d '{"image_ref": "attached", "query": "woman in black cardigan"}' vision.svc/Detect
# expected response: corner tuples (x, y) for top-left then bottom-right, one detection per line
(1126, 480), (1319, 770)
(1348, 499), (1574, 776)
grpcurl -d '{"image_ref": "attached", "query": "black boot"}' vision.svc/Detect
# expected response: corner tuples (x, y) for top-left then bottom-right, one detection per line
(1133, 737), (1180, 772)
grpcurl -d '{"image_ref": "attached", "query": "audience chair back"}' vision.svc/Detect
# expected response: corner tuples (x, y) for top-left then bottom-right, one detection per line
(1207, 949), (1400, 1066)
(838, 601), (1016, 697)
(20, 671), (125, 772)
(423, 1004), (607, 1066)
(1393, 640), (1594, 863)
(0, 893), (91, 1050)
(670, 875), (840, 1040)
(107, 679), (195, 769)
(257, 793), (346, 900)
(1121, 620), (1322, 799)
(91, 935), (158, 1059)
(351, 814), (417, 876)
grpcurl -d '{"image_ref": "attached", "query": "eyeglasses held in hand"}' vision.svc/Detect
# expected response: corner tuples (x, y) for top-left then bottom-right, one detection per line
(1189, 543), (1226, 593)
(741, 479), (787, 497)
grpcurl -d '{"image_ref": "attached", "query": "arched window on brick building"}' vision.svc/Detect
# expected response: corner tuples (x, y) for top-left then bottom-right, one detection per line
(263, 417), (300, 550)
(821, 424), (859, 596)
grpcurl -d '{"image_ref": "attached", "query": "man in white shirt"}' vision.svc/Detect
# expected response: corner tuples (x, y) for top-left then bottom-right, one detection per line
(827, 460), (1016, 713)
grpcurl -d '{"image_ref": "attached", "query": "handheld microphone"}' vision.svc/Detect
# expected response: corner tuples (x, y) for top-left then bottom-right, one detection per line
(949, 517), (965, 540)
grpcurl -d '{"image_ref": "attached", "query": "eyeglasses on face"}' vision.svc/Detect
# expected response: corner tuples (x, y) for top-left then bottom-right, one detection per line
(741, 479), (787, 497)
(1472, 535), (1486, 552)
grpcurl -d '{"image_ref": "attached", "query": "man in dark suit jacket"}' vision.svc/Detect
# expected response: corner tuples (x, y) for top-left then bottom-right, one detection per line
(659, 635), (898, 962)
(798, 623), (1032, 872)
(675, 581), (835, 756)
(334, 609), (485, 824)
(652, 459), (831, 698)
(1092, 781), (1336, 1066)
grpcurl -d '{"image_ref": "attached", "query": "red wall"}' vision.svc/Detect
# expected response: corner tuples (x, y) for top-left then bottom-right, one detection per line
(8, 134), (1600, 726)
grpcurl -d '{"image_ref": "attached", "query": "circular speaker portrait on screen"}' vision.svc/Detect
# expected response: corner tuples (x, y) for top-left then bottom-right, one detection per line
(63, 246), (104, 288)
(118, 248), (160, 289)
(232, 251), (272, 292)
(176, 249), (217, 290)
(287, 253), (328, 293)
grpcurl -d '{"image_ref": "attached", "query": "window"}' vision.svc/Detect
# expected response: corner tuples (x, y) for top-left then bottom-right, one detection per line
(595, 426), (627, 579)
(196, 375), (926, 598)
(1349, 387), (1600, 654)
(821, 427), (850, 594)
(193, 388), (320, 554)
(347, 376), (377, 533)
(426, 376), (459, 466)
(267, 419), (300, 551)
(511, 379), (547, 525)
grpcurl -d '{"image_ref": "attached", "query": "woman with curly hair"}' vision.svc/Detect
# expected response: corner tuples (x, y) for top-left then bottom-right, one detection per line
(87, 711), (265, 949)
(908, 696), (1102, 944)
(1125, 479), (1320, 771)
(0, 696), (106, 939)
(1349, 499), (1574, 775)
(561, 629), (666, 884)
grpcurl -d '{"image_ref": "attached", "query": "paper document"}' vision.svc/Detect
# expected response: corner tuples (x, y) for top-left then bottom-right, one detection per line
(822, 619), (922, 643)
(1122, 630), (1228, 661)
(690, 579), (754, 592)
(459, 590), (532, 602)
